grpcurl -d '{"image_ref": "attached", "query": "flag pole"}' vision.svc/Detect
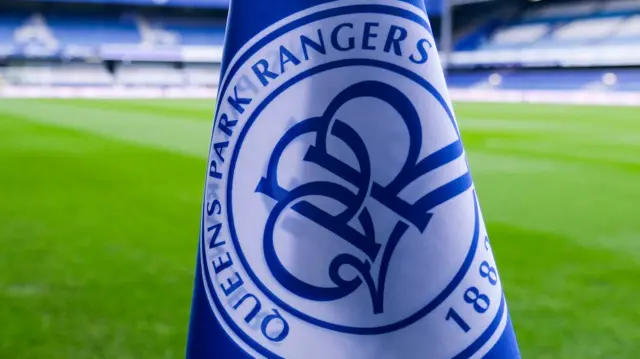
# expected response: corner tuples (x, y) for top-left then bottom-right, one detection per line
(441, 0), (454, 76)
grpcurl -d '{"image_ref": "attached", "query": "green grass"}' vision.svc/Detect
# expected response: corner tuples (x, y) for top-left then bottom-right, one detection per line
(0, 99), (639, 358)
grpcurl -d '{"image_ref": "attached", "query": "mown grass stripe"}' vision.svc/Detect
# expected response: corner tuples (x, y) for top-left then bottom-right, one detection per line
(0, 99), (212, 158)
(47, 99), (216, 122)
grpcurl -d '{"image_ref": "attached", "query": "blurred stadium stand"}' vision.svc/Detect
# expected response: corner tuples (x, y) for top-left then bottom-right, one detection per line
(448, 68), (640, 91)
(452, 0), (640, 66)
(1, 0), (640, 104)
(3, 62), (114, 85)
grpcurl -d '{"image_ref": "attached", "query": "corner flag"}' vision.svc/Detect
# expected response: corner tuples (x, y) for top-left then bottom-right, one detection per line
(187, 0), (521, 358)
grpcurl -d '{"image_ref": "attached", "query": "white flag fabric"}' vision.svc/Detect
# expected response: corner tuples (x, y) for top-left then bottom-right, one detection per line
(187, 1), (521, 358)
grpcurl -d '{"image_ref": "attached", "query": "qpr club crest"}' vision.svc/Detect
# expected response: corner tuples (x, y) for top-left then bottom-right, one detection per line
(198, 1), (511, 358)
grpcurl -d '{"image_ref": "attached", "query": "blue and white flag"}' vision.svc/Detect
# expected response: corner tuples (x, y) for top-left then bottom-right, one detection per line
(188, 0), (521, 358)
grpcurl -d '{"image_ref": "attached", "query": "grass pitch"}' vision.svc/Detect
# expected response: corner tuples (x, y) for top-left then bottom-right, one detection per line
(0, 99), (639, 359)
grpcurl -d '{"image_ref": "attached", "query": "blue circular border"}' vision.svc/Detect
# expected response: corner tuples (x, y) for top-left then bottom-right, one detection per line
(200, 3), (503, 358)
(227, 56), (476, 335)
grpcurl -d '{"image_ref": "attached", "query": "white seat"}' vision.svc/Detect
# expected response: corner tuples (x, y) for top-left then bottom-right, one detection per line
(553, 17), (623, 40)
(490, 24), (549, 45)
(116, 64), (185, 86)
(183, 65), (221, 86)
(4, 63), (113, 85)
(614, 15), (640, 37)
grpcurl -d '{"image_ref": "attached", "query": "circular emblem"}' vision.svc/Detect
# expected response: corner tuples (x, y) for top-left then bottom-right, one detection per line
(200, 1), (507, 358)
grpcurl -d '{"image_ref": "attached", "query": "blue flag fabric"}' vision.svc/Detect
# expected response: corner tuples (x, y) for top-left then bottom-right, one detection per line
(187, 0), (521, 358)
